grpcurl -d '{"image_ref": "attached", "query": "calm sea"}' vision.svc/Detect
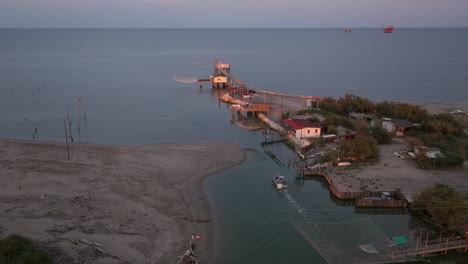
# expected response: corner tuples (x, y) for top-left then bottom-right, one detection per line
(0, 28), (467, 263)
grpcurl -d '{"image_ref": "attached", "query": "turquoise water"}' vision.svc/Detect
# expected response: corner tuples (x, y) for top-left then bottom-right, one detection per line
(1, 28), (467, 263)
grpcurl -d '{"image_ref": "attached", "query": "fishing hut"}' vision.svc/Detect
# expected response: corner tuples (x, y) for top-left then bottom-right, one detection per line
(198, 60), (249, 90)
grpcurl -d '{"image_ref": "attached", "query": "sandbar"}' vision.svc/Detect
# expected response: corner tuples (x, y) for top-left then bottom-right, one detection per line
(0, 139), (245, 263)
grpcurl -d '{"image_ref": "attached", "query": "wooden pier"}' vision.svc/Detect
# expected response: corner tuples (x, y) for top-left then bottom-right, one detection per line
(388, 236), (468, 258)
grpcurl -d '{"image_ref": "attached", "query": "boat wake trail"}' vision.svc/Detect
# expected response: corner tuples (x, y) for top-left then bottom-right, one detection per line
(283, 190), (306, 216)
(171, 74), (198, 84)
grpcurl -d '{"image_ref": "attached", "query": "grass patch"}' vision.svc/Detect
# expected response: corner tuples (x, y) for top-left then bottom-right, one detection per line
(0, 234), (52, 264)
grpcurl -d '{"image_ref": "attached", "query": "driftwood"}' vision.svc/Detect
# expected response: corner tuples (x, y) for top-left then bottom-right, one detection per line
(177, 248), (198, 264)
(178, 217), (211, 223)
(176, 236), (200, 264)
(56, 237), (121, 260)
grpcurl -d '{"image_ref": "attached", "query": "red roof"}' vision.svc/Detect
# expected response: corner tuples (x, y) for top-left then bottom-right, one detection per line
(461, 223), (468, 231)
(282, 118), (322, 130)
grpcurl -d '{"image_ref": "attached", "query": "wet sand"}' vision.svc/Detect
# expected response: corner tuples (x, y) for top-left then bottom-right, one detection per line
(0, 139), (245, 263)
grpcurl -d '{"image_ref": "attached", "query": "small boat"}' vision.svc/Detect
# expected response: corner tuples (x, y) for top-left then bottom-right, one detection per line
(383, 25), (394, 33)
(273, 174), (287, 190)
(345, 28), (351, 33)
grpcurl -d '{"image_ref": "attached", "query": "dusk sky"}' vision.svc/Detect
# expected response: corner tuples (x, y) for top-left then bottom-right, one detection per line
(1, 0), (467, 28)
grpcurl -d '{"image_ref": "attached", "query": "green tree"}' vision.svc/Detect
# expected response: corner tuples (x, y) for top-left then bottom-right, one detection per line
(337, 134), (379, 161)
(412, 183), (468, 229)
(327, 125), (338, 135)
(353, 120), (369, 134)
(323, 114), (341, 127)
(424, 113), (464, 136)
(369, 122), (392, 144)
(375, 101), (428, 123)
(306, 116), (320, 123)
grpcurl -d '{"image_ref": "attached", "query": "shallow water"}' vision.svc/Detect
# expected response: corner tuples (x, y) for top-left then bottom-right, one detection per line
(1, 28), (467, 263)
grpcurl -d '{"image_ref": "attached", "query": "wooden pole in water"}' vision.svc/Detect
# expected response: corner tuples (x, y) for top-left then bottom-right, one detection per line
(67, 105), (73, 143)
(64, 120), (70, 160)
(444, 238), (449, 255)
(415, 232), (421, 253)
(438, 233), (442, 249)
(423, 232), (429, 257)
(75, 97), (80, 136)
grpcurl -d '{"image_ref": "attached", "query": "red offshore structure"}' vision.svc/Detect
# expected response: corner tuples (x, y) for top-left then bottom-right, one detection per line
(383, 25), (394, 33)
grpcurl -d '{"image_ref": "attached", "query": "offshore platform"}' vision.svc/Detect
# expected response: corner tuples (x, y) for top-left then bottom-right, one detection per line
(198, 60), (252, 96)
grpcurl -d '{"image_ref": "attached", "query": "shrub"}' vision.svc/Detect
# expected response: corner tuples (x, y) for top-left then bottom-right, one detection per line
(0, 234), (52, 264)
(327, 125), (338, 135)
(412, 183), (468, 229)
(368, 122), (392, 144)
(306, 116), (320, 123)
(423, 113), (465, 136)
(375, 101), (428, 123)
(336, 134), (379, 161)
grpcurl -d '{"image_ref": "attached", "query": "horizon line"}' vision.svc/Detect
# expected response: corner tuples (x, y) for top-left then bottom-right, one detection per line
(1, 26), (467, 30)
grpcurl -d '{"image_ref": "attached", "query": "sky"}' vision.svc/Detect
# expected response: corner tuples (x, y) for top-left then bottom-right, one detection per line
(0, 0), (467, 28)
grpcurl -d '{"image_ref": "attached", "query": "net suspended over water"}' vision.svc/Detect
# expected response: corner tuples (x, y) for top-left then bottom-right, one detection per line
(291, 217), (419, 264)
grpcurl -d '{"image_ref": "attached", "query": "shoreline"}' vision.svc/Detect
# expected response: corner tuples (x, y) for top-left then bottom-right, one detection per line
(0, 139), (246, 263)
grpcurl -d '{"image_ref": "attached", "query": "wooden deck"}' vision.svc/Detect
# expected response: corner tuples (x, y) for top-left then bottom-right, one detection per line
(239, 103), (270, 114)
(304, 169), (409, 208)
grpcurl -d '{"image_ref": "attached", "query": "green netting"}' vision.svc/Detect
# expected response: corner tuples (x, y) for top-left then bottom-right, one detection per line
(291, 217), (419, 264)
(392, 236), (408, 245)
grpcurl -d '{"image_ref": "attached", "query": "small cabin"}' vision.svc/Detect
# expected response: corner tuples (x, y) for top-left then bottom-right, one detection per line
(213, 76), (228, 84)
(282, 118), (323, 139)
(415, 146), (443, 159)
(348, 112), (373, 122)
(382, 119), (416, 136)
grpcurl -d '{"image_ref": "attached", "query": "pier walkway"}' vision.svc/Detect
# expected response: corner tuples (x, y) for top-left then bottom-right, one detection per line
(388, 237), (468, 258)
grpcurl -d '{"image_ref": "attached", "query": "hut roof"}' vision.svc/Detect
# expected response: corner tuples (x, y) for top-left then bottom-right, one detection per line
(391, 119), (416, 128)
(282, 118), (322, 130)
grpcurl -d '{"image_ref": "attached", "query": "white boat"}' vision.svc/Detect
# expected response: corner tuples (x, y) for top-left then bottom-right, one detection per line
(273, 174), (287, 190)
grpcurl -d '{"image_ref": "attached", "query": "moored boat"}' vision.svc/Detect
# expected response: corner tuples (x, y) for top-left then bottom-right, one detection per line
(273, 173), (287, 190)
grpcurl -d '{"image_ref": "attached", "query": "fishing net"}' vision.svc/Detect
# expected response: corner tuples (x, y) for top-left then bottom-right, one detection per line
(291, 217), (419, 264)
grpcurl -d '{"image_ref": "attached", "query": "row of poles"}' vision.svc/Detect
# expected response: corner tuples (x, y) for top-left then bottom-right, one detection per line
(63, 96), (87, 160)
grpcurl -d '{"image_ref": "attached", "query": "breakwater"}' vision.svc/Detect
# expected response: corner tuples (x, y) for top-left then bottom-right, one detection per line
(254, 89), (323, 100)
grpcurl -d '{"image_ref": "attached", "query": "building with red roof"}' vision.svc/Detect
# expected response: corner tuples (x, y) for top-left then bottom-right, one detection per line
(281, 118), (323, 139)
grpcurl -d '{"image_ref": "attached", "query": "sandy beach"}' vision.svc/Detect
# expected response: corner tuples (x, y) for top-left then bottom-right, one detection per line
(0, 139), (245, 263)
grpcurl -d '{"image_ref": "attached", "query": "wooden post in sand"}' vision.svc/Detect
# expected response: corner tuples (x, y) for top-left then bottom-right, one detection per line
(64, 120), (70, 160)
